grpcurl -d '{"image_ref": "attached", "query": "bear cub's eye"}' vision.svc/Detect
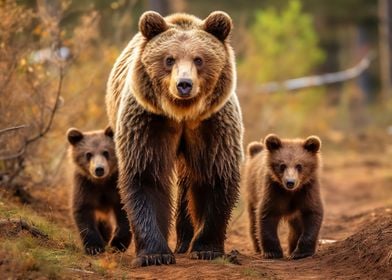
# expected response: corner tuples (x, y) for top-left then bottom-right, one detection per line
(279, 164), (287, 172)
(102, 150), (109, 159)
(85, 152), (92, 161)
(194, 57), (203, 67)
(295, 164), (302, 172)
(165, 56), (175, 68)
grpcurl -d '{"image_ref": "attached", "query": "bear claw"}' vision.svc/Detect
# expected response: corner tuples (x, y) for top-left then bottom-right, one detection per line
(289, 250), (314, 260)
(262, 250), (283, 259)
(85, 246), (105, 255)
(131, 254), (176, 268)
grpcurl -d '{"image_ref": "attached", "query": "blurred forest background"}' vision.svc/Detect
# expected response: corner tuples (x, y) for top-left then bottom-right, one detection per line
(1, 1), (392, 278)
(1, 0), (392, 203)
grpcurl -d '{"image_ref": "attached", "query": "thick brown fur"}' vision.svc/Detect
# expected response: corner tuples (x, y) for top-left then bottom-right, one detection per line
(106, 11), (243, 267)
(67, 127), (131, 255)
(243, 134), (323, 259)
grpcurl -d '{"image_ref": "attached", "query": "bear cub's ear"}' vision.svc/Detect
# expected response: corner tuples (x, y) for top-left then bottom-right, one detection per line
(104, 126), (114, 139)
(203, 11), (233, 41)
(67, 128), (83, 145)
(247, 141), (263, 157)
(304, 136), (321, 153)
(139, 11), (168, 40)
(265, 134), (282, 152)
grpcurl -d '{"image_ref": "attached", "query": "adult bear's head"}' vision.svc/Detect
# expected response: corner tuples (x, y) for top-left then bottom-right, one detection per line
(133, 11), (236, 121)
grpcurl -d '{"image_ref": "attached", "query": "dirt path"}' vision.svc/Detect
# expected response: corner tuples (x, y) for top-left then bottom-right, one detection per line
(20, 151), (392, 279)
(113, 152), (392, 280)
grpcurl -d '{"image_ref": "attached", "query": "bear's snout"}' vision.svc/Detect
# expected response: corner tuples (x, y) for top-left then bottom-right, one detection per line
(283, 167), (299, 190)
(89, 154), (110, 179)
(95, 167), (105, 177)
(176, 78), (193, 98)
(285, 179), (296, 189)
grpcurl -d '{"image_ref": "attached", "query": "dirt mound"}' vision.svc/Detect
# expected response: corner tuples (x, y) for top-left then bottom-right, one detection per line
(319, 208), (392, 279)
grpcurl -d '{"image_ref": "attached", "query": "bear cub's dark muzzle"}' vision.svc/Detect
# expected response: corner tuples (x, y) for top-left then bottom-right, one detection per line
(176, 78), (193, 97)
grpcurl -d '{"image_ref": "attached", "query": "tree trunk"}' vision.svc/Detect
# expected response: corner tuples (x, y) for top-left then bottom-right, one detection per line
(378, 0), (392, 99)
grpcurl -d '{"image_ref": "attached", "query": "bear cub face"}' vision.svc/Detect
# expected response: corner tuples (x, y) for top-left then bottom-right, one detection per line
(67, 126), (117, 181)
(264, 134), (321, 191)
(244, 134), (323, 259)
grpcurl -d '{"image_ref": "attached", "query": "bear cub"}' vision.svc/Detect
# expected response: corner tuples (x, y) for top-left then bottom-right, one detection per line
(67, 127), (131, 255)
(244, 134), (323, 259)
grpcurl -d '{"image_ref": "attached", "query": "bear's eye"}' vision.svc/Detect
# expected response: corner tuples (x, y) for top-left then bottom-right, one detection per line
(279, 164), (287, 172)
(85, 152), (92, 161)
(165, 56), (175, 68)
(102, 150), (109, 159)
(194, 57), (203, 67)
(296, 164), (302, 172)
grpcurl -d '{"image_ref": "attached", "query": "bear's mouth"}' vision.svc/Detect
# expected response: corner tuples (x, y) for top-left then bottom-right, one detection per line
(167, 94), (199, 107)
(167, 83), (200, 103)
(160, 91), (206, 121)
(283, 181), (300, 191)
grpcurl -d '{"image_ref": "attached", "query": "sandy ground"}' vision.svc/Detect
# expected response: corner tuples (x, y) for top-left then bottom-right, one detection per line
(4, 150), (392, 279)
(118, 152), (392, 280)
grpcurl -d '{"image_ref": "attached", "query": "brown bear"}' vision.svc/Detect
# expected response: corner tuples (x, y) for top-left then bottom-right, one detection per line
(106, 11), (243, 267)
(67, 127), (131, 255)
(243, 134), (323, 259)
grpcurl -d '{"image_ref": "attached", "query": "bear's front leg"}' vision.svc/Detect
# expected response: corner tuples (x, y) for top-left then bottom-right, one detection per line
(73, 206), (105, 255)
(287, 216), (303, 255)
(110, 203), (132, 252)
(248, 204), (261, 253)
(175, 172), (195, 254)
(116, 112), (180, 267)
(124, 171), (175, 267)
(290, 210), (323, 259)
(184, 99), (243, 260)
(187, 175), (239, 260)
(259, 212), (283, 259)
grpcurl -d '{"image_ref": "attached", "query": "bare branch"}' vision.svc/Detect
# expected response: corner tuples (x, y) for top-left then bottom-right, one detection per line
(0, 125), (28, 136)
(0, 146), (26, 161)
(252, 52), (376, 93)
(26, 65), (64, 145)
(1, 65), (64, 162)
(0, 218), (48, 239)
(0, 125), (28, 160)
(0, 58), (17, 96)
(66, 268), (95, 275)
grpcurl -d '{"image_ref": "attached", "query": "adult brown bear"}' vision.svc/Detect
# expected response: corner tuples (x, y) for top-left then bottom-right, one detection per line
(106, 11), (243, 267)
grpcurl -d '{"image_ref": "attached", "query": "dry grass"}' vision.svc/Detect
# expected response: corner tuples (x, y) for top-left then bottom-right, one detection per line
(0, 197), (132, 279)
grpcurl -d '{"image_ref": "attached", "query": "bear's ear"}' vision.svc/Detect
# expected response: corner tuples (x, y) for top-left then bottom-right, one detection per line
(139, 11), (168, 40)
(104, 126), (114, 139)
(203, 11), (232, 41)
(265, 134), (282, 152)
(67, 128), (83, 145)
(304, 136), (321, 153)
(247, 141), (263, 157)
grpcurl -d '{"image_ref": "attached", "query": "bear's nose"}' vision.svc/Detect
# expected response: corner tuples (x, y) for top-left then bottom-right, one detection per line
(95, 167), (105, 177)
(176, 78), (193, 97)
(286, 179), (295, 189)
